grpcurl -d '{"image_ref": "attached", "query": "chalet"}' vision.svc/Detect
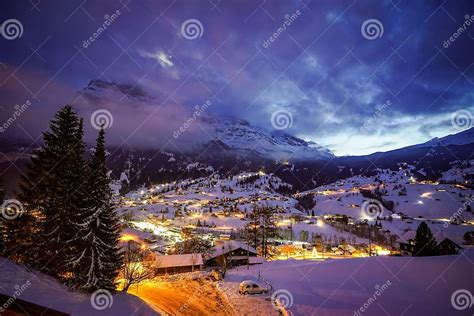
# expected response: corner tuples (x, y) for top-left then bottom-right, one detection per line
(154, 253), (203, 275)
(398, 232), (416, 256)
(206, 240), (262, 267)
(398, 231), (463, 256)
(437, 237), (463, 255)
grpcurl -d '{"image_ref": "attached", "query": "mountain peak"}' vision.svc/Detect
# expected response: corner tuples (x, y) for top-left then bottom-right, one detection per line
(83, 79), (153, 103)
(201, 116), (334, 160)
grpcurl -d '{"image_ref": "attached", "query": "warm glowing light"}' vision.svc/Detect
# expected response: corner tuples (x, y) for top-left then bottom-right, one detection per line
(120, 234), (138, 242)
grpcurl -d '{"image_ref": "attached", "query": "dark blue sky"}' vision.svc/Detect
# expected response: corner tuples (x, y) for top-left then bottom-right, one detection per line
(0, 0), (473, 155)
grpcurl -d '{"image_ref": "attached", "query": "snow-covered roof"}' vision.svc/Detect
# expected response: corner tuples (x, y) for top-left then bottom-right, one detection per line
(207, 240), (257, 260)
(156, 253), (203, 268)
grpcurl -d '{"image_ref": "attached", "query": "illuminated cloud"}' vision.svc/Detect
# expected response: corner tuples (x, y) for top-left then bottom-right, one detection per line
(139, 50), (174, 68)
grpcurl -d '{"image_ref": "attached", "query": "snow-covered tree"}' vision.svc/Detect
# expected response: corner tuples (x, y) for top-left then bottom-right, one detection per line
(13, 105), (89, 281)
(73, 127), (122, 292)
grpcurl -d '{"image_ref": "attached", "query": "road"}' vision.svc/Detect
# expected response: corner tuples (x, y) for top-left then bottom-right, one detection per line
(127, 278), (236, 316)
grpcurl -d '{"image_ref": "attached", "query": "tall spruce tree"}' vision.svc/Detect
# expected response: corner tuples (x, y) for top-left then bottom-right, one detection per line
(413, 222), (438, 256)
(14, 105), (89, 281)
(73, 127), (122, 292)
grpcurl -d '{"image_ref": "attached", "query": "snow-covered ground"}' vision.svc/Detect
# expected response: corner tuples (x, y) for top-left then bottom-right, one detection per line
(118, 167), (473, 253)
(224, 247), (474, 315)
(0, 257), (158, 315)
(304, 167), (472, 220)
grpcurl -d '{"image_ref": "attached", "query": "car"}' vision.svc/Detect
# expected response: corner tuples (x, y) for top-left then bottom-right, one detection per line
(239, 280), (268, 295)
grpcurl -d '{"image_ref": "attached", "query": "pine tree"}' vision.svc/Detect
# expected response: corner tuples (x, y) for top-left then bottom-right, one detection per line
(259, 206), (278, 258)
(243, 205), (278, 257)
(244, 205), (260, 249)
(74, 127), (122, 292)
(413, 222), (438, 256)
(12, 105), (89, 280)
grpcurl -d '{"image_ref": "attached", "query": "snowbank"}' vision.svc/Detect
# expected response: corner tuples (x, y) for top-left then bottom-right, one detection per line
(225, 247), (474, 315)
(0, 257), (158, 315)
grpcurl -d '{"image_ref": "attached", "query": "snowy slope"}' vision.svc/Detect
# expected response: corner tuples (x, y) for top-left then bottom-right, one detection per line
(441, 161), (474, 183)
(414, 127), (474, 148)
(225, 248), (474, 316)
(0, 257), (158, 315)
(301, 168), (473, 220)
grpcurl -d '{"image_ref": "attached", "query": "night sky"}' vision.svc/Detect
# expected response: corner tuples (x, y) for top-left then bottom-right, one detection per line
(1, 0), (473, 155)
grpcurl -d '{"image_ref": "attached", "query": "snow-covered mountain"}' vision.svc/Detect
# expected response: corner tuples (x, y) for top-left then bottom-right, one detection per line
(82, 79), (154, 103)
(200, 116), (334, 160)
(81, 79), (333, 161)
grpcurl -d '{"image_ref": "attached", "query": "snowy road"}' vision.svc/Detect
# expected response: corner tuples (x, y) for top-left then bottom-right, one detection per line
(128, 278), (236, 315)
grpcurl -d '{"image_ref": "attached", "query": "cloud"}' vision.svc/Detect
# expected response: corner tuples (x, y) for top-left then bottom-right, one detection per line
(1, 0), (473, 155)
(139, 50), (174, 68)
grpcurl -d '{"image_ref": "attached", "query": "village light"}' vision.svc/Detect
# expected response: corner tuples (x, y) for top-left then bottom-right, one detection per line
(420, 192), (433, 198)
(120, 234), (137, 242)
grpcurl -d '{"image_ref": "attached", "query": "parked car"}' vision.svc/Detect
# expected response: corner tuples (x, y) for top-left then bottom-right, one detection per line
(239, 280), (268, 295)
